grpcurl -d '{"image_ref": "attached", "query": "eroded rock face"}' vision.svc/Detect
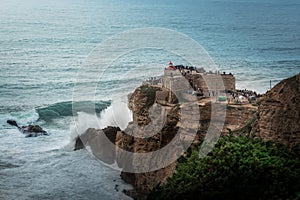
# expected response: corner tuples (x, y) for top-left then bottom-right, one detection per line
(255, 74), (300, 146)
(119, 84), (263, 199)
(74, 126), (120, 164)
(128, 85), (162, 126)
(116, 85), (181, 199)
(72, 74), (300, 199)
(224, 105), (257, 134)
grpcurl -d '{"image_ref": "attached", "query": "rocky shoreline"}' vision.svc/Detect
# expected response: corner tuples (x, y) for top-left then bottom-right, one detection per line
(75, 73), (300, 199)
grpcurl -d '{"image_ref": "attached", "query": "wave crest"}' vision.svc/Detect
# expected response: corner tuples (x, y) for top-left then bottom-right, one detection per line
(36, 101), (111, 122)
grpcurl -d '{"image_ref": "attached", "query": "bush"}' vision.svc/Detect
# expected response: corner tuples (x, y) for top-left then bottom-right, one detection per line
(148, 136), (300, 200)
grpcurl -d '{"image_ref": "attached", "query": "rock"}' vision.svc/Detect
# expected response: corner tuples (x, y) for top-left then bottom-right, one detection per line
(74, 126), (120, 164)
(103, 126), (120, 143)
(117, 84), (258, 199)
(74, 136), (84, 151)
(7, 120), (18, 127)
(254, 73), (300, 147)
(6, 120), (48, 137)
(27, 125), (46, 133)
(74, 73), (300, 199)
(116, 85), (182, 199)
(128, 85), (162, 126)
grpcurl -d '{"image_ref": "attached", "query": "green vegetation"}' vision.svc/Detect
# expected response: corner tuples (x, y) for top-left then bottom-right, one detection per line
(148, 136), (300, 200)
(229, 117), (256, 136)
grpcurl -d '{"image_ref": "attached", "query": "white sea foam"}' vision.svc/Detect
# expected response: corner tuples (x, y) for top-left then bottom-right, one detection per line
(67, 98), (133, 150)
(97, 98), (133, 130)
(75, 98), (132, 134)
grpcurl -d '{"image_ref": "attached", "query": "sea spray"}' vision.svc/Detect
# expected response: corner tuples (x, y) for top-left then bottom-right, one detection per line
(67, 99), (133, 150)
(97, 99), (133, 130)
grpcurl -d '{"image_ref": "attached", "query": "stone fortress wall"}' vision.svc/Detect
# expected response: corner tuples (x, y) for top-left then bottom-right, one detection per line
(146, 67), (236, 98)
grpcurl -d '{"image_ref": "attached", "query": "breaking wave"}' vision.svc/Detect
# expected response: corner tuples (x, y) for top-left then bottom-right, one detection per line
(36, 100), (111, 122)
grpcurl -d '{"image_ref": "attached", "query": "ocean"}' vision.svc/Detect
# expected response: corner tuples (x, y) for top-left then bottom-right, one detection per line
(0, 0), (299, 199)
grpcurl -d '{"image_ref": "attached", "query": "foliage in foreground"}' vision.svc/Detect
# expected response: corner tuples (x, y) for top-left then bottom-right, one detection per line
(148, 136), (300, 200)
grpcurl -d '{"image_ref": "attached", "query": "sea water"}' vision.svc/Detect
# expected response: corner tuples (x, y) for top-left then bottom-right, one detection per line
(0, 0), (299, 199)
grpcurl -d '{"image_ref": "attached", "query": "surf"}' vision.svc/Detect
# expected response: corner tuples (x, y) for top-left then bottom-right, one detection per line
(36, 100), (111, 122)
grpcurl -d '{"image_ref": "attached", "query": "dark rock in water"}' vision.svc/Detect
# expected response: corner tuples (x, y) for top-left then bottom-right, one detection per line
(102, 126), (120, 143)
(19, 125), (48, 136)
(74, 126), (120, 164)
(6, 120), (48, 137)
(7, 119), (18, 127)
(25, 131), (49, 137)
(114, 184), (119, 192)
(74, 126), (121, 164)
(27, 125), (47, 133)
(74, 136), (84, 151)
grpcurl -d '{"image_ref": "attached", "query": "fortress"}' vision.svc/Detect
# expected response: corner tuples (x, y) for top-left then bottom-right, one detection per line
(144, 62), (236, 100)
(163, 68), (235, 97)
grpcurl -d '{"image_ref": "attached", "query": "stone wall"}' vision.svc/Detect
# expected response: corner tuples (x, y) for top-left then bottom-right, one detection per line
(221, 74), (236, 91)
(161, 72), (235, 96)
(194, 74), (235, 93)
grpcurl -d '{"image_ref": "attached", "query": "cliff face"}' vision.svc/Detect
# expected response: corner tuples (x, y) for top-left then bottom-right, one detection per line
(74, 74), (300, 199)
(74, 126), (120, 164)
(224, 105), (257, 134)
(255, 74), (300, 146)
(197, 103), (257, 137)
(115, 85), (180, 199)
(116, 84), (257, 199)
(121, 73), (300, 198)
(74, 83), (257, 199)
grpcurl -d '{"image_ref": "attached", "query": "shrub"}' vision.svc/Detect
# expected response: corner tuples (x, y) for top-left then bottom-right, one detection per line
(148, 136), (300, 200)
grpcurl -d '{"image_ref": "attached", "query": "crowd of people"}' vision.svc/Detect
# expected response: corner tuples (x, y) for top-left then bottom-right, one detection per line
(226, 89), (260, 104)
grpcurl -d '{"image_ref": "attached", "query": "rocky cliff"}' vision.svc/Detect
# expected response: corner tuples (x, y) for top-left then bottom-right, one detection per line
(115, 85), (180, 199)
(113, 84), (257, 199)
(74, 83), (258, 199)
(254, 73), (300, 146)
(74, 74), (300, 199)
(74, 126), (120, 164)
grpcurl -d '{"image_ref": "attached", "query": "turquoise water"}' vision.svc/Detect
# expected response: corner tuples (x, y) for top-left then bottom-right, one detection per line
(0, 0), (299, 199)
